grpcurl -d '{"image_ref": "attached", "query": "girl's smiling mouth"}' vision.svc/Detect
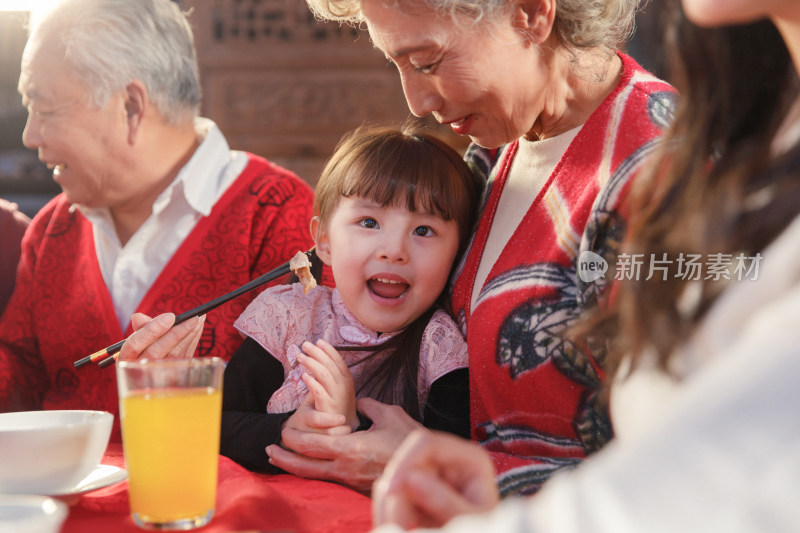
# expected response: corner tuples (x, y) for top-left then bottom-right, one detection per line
(368, 277), (409, 299)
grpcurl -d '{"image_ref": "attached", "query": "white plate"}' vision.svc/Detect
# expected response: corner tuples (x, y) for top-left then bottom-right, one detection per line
(49, 464), (127, 499)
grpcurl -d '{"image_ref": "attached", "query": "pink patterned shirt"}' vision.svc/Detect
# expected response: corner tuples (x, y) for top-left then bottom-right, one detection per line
(234, 284), (468, 418)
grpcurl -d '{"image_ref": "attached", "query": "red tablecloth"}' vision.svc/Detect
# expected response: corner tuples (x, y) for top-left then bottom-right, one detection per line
(61, 444), (372, 532)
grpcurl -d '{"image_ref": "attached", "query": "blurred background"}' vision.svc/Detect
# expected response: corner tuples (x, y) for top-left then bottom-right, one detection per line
(0, 0), (666, 218)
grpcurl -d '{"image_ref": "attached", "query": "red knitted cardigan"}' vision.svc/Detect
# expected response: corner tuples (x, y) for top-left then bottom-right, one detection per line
(454, 53), (678, 496)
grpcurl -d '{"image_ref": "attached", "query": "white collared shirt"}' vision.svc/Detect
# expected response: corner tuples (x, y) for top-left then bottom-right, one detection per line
(79, 118), (248, 329)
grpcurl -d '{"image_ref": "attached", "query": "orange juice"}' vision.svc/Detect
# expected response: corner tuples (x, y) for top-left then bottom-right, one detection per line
(120, 386), (222, 525)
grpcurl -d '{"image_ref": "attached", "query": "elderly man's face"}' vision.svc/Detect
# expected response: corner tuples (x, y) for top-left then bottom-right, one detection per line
(18, 33), (131, 208)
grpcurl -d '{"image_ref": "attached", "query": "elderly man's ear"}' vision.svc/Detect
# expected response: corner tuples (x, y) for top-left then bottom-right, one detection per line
(124, 80), (148, 144)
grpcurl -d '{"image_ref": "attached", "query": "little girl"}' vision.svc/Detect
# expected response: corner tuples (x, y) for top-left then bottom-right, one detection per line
(220, 124), (484, 472)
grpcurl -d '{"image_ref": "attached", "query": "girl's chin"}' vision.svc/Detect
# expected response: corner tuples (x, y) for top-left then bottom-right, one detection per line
(357, 313), (412, 335)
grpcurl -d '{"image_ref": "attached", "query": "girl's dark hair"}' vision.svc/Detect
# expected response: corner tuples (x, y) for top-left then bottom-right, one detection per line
(317, 123), (484, 419)
(598, 1), (800, 378)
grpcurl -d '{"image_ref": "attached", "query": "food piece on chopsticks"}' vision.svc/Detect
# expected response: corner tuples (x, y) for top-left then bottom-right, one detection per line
(290, 250), (317, 294)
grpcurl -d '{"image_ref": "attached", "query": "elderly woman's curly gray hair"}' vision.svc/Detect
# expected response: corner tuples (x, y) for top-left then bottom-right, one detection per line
(306, 0), (640, 51)
(27, 0), (201, 125)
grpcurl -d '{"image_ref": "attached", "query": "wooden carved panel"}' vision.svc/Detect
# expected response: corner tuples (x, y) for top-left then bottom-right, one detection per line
(180, 0), (417, 185)
(181, 0), (465, 186)
(207, 71), (405, 134)
(206, 0), (361, 44)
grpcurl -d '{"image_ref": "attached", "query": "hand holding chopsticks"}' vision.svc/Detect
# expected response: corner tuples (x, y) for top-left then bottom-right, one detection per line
(73, 249), (313, 369)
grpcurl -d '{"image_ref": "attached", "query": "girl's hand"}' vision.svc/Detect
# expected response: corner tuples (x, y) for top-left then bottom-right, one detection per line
(283, 393), (351, 436)
(298, 339), (359, 430)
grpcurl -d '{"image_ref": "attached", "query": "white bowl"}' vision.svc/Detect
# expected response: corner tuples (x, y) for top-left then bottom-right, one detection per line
(0, 495), (67, 533)
(0, 410), (113, 495)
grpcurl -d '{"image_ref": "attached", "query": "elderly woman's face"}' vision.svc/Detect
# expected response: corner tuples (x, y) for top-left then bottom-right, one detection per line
(364, 0), (545, 148)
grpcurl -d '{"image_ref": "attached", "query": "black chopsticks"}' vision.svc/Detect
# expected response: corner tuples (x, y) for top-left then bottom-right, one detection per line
(73, 250), (312, 369)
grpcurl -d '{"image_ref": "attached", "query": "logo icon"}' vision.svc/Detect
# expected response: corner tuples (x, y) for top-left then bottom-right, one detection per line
(578, 251), (608, 283)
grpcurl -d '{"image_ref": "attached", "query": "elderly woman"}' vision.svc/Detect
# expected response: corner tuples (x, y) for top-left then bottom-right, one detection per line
(123, 0), (676, 495)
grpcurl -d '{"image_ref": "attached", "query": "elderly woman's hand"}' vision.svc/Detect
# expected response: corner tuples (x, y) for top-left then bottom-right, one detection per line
(117, 312), (205, 361)
(372, 429), (500, 530)
(266, 397), (422, 493)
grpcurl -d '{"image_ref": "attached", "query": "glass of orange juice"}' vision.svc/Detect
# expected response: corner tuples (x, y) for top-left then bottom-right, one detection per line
(116, 357), (224, 530)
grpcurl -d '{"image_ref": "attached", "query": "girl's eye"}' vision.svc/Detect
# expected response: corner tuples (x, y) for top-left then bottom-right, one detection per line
(360, 218), (379, 229)
(414, 226), (433, 237)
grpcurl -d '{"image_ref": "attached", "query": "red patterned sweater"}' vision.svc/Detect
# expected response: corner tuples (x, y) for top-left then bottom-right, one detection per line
(453, 53), (677, 496)
(0, 154), (315, 441)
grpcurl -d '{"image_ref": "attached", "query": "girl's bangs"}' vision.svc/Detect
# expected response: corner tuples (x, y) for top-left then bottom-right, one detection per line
(338, 145), (458, 221)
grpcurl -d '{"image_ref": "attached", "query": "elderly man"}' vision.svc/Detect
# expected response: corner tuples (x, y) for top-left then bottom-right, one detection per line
(2, 0), (315, 437)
